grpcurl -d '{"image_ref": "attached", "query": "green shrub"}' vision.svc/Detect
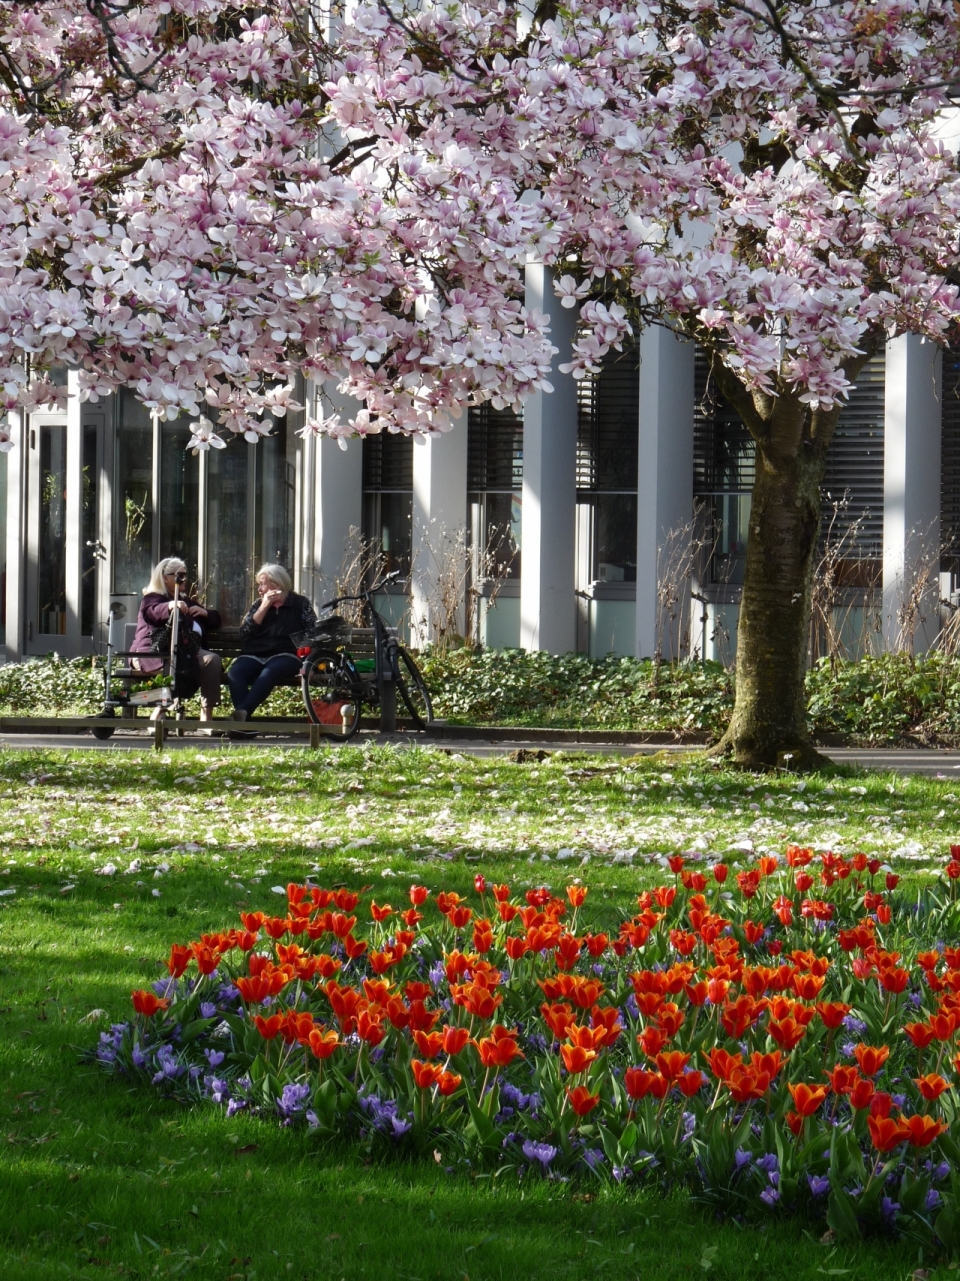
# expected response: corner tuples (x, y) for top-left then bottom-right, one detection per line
(9, 647), (960, 744)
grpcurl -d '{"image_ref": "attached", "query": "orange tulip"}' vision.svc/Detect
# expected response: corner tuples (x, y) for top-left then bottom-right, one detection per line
(561, 1043), (597, 1074)
(915, 1073), (950, 1102)
(369, 901), (394, 922)
(624, 1066), (658, 1100)
(868, 1115), (909, 1153)
(411, 1059), (442, 1089)
(131, 989), (168, 1017)
(441, 1025), (471, 1056)
(929, 1011), (957, 1041)
(849, 1077), (876, 1111)
(566, 1085), (600, 1117)
(655, 1050), (691, 1082)
(901, 1114), (947, 1147)
(678, 1070), (706, 1097)
(413, 1030), (444, 1059)
(437, 1070), (462, 1096)
(253, 1014), (283, 1039)
(825, 1065), (859, 1096)
(768, 1017), (807, 1051)
(903, 1022), (937, 1050)
(816, 1001), (850, 1030)
(787, 1082), (828, 1117)
(356, 1009), (385, 1046)
(567, 885), (588, 908)
(477, 1025), (523, 1068)
(637, 1027), (670, 1059)
(854, 1043), (890, 1077)
(307, 1027), (339, 1060)
(166, 944), (192, 978)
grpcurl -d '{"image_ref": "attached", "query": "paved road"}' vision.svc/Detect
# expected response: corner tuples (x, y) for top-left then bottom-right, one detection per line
(2, 729), (960, 775)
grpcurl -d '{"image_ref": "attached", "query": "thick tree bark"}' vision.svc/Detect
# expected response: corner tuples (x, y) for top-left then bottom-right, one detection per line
(704, 352), (877, 771)
(711, 398), (831, 769)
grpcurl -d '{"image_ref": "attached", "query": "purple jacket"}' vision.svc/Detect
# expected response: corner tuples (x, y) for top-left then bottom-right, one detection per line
(131, 592), (222, 674)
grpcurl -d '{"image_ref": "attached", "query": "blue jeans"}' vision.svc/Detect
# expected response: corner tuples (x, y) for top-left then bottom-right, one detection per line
(226, 653), (301, 716)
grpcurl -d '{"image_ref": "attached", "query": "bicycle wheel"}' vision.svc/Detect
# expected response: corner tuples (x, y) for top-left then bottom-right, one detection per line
(393, 648), (433, 729)
(302, 650), (363, 738)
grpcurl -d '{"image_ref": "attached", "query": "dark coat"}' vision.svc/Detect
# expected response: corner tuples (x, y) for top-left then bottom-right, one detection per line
(131, 593), (222, 675)
(238, 591), (317, 657)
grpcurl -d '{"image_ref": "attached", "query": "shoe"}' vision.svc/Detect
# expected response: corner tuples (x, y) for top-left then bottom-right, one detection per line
(228, 709), (256, 739)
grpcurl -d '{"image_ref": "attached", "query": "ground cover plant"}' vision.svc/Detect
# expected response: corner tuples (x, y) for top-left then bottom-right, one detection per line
(2, 744), (960, 1278)
(18, 649), (960, 746)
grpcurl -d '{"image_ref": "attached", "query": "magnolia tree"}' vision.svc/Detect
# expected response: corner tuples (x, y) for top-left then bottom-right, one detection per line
(3, 0), (960, 766)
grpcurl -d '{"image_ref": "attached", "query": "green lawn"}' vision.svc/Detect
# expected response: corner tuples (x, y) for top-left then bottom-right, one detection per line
(1, 745), (956, 1280)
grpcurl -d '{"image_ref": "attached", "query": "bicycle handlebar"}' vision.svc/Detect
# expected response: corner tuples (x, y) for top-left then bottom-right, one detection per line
(320, 570), (403, 613)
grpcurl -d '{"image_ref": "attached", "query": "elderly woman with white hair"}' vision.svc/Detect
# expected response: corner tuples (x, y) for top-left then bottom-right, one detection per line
(130, 557), (223, 724)
(226, 564), (317, 723)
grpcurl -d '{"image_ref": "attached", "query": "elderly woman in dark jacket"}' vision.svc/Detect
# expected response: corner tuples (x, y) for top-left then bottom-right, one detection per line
(226, 564), (317, 721)
(131, 557), (222, 724)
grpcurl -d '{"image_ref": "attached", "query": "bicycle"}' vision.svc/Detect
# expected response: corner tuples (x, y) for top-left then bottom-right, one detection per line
(294, 574), (433, 739)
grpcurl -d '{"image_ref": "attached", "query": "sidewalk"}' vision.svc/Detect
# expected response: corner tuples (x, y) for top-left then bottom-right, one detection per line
(0, 723), (959, 775)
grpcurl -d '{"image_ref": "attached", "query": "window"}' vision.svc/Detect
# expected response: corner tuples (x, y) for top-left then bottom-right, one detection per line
(693, 348), (885, 586)
(576, 341), (639, 583)
(113, 391), (154, 595)
(112, 392), (297, 624)
(942, 348), (960, 576)
(467, 403), (522, 580)
(362, 432), (413, 576)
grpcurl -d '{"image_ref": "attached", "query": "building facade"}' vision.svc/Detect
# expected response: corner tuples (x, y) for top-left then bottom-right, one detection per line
(3, 268), (954, 664)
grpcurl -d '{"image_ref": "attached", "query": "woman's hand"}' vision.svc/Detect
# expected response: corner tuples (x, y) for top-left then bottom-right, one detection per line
(187, 605), (208, 619)
(254, 589), (284, 622)
(169, 600), (189, 615)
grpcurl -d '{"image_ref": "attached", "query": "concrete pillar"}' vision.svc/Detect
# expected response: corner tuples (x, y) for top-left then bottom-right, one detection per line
(635, 327), (695, 659)
(411, 425), (468, 645)
(882, 336), (942, 652)
(310, 380), (363, 608)
(3, 409), (24, 660)
(520, 265), (578, 653)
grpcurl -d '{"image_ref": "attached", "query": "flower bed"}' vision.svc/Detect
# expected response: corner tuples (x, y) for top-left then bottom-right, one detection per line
(96, 850), (960, 1250)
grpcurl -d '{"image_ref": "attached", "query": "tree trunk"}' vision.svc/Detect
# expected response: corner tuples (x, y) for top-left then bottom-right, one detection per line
(710, 388), (839, 770)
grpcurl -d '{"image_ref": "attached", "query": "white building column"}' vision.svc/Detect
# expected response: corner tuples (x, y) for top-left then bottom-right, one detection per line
(411, 425), (469, 645)
(308, 379), (363, 608)
(635, 326), (695, 659)
(882, 336), (942, 652)
(520, 265), (578, 654)
(3, 409), (24, 660)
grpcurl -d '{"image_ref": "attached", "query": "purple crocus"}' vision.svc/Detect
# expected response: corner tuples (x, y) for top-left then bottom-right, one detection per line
(522, 1139), (557, 1170)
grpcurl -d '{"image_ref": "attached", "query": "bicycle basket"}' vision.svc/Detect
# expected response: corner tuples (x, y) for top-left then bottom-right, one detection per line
(292, 614), (350, 648)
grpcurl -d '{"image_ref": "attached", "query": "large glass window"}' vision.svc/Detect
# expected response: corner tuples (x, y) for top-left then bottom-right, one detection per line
(362, 433), (413, 576)
(467, 404), (522, 580)
(256, 417), (297, 570)
(159, 418), (199, 578)
(80, 423), (98, 636)
(576, 341), (639, 582)
(38, 424), (67, 635)
(111, 396), (296, 625)
(207, 443), (252, 625)
(113, 391), (154, 595)
(693, 348), (885, 586)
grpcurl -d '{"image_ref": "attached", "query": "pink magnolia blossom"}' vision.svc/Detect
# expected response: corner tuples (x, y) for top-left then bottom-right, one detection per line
(0, 0), (957, 446)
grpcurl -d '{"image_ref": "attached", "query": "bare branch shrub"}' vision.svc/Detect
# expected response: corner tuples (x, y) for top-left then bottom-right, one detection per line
(809, 493), (882, 666)
(328, 525), (390, 626)
(891, 525), (941, 656)
(656, 505), (716, 663)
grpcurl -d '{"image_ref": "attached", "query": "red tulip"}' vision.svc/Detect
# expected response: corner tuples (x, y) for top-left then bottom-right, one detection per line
(131, 989), (168, 1018)
(566, 1085), (600, 1117)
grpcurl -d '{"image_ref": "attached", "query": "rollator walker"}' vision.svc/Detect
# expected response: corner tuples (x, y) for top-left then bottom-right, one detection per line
(92, 571), (190, 740)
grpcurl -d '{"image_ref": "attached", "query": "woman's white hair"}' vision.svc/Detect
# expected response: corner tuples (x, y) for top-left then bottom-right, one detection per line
(256, 563), (292, 593)
(145, 558), (187, 596)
